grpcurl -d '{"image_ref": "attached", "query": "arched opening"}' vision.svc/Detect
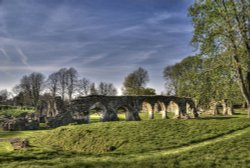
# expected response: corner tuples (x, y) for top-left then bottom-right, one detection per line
(140, 101), (153, 120)
(166, 101), (180, 118)
(116, 106), (131, 121)
(154, 101), (168, 119)
(72, 111), (85, 120)
(89, 102), (107, 122)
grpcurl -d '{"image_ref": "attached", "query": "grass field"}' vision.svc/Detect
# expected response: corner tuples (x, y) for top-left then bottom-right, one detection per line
(0, 110), (250, 167)
(0, 106), (35, 117)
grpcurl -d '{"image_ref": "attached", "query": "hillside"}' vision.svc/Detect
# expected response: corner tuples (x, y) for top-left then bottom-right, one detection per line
(0, 110), (250, 167)
(33, 117), (250, 154)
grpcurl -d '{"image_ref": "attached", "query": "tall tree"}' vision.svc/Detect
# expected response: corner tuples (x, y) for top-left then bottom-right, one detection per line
(106, 83), (118, 96)
(15, 72), (45, 106)
(123, 67), (149, 95)
(77, 78), (91, 96)
(58, 68), (68, 101)
(98, 82), (117, 96)
(30, 72), (45, 106)
(98, 82), (106, 95)
(189, 0), (250, 117)
(0, 89), (9, 104)
(163, 65), (178, 95)
(46, 72), (60, 99)
(66, 67), (78, 101)
(20, 75), (32, 101)
(90, 83), (98, 95)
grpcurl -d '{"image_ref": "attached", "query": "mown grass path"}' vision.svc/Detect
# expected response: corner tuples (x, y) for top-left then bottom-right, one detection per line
(59, 126), (250, 163)
(129, 126), (250, 161)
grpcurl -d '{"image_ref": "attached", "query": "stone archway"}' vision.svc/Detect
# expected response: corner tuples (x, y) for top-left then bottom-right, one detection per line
(154, 101), (168, 119)
(89, 102), (108, 122)
(116, 105), (134, 121)
(166, 101), (180, 118)
(141, 101), (154, 119)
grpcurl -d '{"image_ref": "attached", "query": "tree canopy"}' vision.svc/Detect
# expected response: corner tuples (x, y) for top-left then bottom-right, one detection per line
(188, 0), (250, 116)
(164, 55), (243, 108)
(122, 67), (155, 95)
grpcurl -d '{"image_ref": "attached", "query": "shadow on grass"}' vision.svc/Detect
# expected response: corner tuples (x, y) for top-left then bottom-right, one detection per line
(0, 131), (25, 138)
(0, 148), (87, 162)
(199, 116), (238, 120)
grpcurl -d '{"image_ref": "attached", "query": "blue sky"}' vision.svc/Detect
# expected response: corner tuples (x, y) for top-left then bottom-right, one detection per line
(0, 0), (195, 94)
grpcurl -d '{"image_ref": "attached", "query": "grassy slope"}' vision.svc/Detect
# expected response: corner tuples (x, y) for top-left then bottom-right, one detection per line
(0, 110), (250, 167)
(32, 118), (250, 154)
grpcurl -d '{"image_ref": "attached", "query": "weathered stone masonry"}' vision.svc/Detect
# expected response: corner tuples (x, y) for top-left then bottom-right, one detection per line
(70, 95), (199, 123)
(0, 95), (199, 130)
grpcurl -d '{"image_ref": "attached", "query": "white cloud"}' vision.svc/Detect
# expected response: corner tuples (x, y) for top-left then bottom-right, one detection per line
(0, 65), (59, 72)
(147, 12), (172, 24)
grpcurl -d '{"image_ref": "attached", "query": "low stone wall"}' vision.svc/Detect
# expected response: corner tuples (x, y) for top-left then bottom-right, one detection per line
(0, 113), (39, 131)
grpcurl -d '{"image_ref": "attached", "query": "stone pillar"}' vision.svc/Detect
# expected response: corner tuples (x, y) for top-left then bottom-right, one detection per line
(107, 107), (119, 121)
(125, 107), (141, 121)
(181, 105), (190, 119)
(83, 111), (90, 123)
(222, 99), (228, 115)
(227, 106), (234, 115)
(132, 105), (141, 121)
(222, 99), (234, 115)
(210, 101), (219, 115)
(149, 111), (154, 119)
(125, 112), (134, 121)
(154, 103), (159, 113)
(193, 107), (199, 118)
(161, 110), (167, 119)
(145, 103), (154, 119)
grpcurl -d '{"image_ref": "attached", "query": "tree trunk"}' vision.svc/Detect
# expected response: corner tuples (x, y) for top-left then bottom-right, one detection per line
(247, 103), (250, 119)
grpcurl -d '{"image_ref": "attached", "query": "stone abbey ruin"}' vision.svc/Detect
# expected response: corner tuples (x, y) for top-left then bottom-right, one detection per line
(70, 95), (199, 122)
(1, 95), (200, 130)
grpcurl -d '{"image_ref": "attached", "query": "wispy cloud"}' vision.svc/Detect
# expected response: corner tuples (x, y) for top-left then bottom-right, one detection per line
(0, 0), (195, 93)
(15, 47), (30, 66)
(0, 65), (60, 72)
(111, 25), (142, 36)
(0, 48), (10, 63)
(146, 12), (172, 24)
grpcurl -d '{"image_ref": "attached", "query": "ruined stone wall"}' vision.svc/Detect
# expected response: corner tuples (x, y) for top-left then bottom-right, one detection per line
(205, 99), (234, 116)
(70, 95), (199, 122)
(35, 95), (198, 128)
(0, 112), (39, 131)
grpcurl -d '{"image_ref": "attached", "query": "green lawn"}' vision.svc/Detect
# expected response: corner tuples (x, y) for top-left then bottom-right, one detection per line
(0, 110), (250, 167)
(0, 106), (35, 117)
(89, 110), (175, 123)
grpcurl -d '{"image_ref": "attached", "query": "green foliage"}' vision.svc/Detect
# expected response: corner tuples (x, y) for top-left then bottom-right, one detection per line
(139, 88), (156, 95)
(188, 0), (250, 117)
(124, 87), (156, 96)
(0, 106), (35, 117)
(164, 55), (244, 107)
(123, 67), (150, 95)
